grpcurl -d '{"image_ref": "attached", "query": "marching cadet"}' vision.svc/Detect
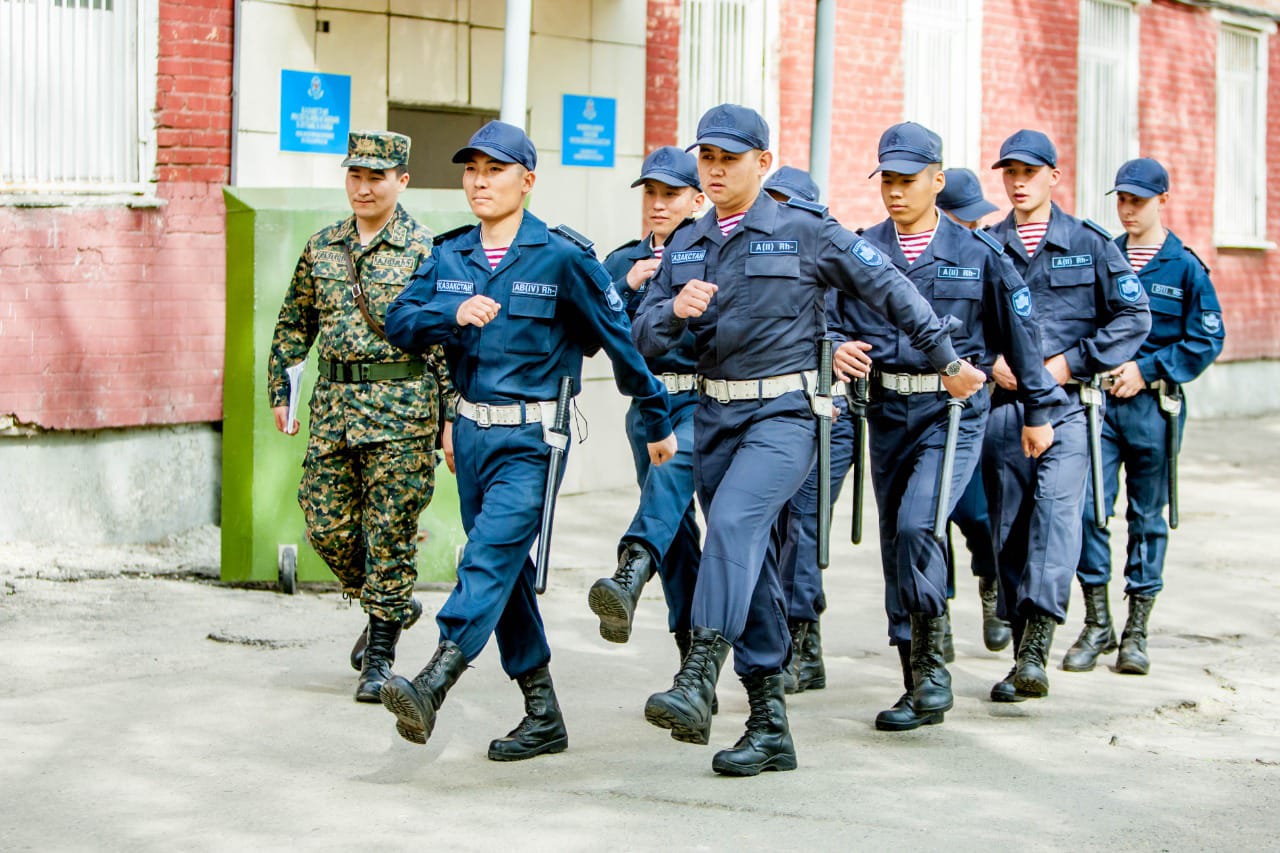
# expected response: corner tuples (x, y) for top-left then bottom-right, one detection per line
(587, 147), (706, 676)
(633, 104), (983, 776)
(984, 130), (1151, 702)
(267, 131), (452, 704)
(381, 121), (676, 760)
(843, 124), (1062, 732)
(1065, 158), (1224, 675)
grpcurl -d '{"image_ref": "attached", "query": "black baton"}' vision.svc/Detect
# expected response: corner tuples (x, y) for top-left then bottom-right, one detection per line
(534, 377), (573, 595)
(849, 376), (869, 545)
(816, 340), (833, 569)
(1161, 382), (1183, 530)
(932, 397), (964, 543)
(1082, 377), (1107, 529)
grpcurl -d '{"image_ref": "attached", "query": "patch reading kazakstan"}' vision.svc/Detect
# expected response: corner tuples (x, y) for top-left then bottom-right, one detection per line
(1118, 273), (1143, 304)
(1151, 284), (1184, 300)
(937, 266), (980, 280)
(1011, 286), (1033, 318)
(670, 250), (707, 265)
(1203, 311), (1223, 334)
(1050, 254), (1093, 269)
(511, 282), (559, 298)
(749, 240), (799, 255)
(851, 239), (885, 268)
(436, 279), (475, 295)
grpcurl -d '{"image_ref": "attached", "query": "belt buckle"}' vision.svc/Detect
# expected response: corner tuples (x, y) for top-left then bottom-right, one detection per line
(659, 372), (677, 393)
(897, 374), (912, 395)
(709, 381), (730, 404)
(473, 404), (491, 428)
(357, 363), (371, 382)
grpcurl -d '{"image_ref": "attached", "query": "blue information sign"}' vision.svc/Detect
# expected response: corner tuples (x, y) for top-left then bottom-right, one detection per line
(279, 70), (351, 155)
(561, 94), (616, 168)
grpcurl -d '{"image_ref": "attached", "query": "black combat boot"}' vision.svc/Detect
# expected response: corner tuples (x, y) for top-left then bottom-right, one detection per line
(990, 618), (1027, 703)
(1014, 614), (1056, 697)
(487, 666), (569, 761)
(797, 619), (826, 691)
(979, 576), (1012, 651)
(351, 597), (423, 671)
(909, 612), (953, 714)
(645, 626), (731, 744)
(676, 630), (717, 714)
(711, 673), (797, 776)
(380, 640), (467, 745)
(942, 608), (956, 663)
(588, 542), (655, 644)
(1116, 594), (1156, 675)
(782, 620), (809, 694)
(355, 616), (401, 703)
(876, 643), (945, 731)
(1062, 583), (1117, 672)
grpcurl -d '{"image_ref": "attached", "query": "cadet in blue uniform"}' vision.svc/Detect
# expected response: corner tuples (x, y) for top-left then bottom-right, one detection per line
(587, 147), (707, 680)
(839, 124), (1062, 732)
(633, 104), (983, 776)
(984, 130), (1151, 702)
(379, 121), (676, 760)
(937, 167), (1012, 653)
(1065, 158), (1224, 675)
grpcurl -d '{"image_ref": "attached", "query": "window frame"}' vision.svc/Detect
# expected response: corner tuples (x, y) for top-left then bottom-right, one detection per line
(901, 0), (984, 173)
(1213, 10), (1275, 250)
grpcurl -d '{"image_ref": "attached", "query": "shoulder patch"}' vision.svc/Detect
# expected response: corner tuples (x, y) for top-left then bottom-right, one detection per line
(851, 238), (885, 268)
(554, 224), (595, 251)
(1011, 286), (1033, 318)
(1083, 219), (1112, 240)
(1185, 245), (1211, 274)
(973, 227), (1004, 255)
(1202, 310), (1223, 335)
(433, 224), (474, 246)
(1118, 272), (1144, 304)
(786, 197), (828, 216)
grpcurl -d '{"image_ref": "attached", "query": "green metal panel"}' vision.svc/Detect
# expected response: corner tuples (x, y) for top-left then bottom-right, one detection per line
(221, 188), (476, 585)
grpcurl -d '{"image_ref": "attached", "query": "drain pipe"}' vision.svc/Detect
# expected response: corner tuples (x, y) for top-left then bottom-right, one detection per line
(809, 0), (835, 194)
(500, 0), (532, 128)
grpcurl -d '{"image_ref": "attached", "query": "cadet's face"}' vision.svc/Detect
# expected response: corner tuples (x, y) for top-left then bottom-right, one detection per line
(1116, 191), (1167, 238)
(641, 181), (704, 242)
(462, 154), (534, 223)
(1001, 162), (1059, 216)
(879, 167), (943, 229)
(697, 145), (771, 214)
(346, 167), (409, 223)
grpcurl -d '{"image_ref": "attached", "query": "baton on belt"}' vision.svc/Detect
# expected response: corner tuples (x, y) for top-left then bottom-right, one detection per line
(816, 340), (834, 569)
(1159, 381), (1183, 530)
(932, 397), (965, 543)
(848, 376), (869, 545)
(534, 376), (573, 595)
(1081, 377), (1107, 530)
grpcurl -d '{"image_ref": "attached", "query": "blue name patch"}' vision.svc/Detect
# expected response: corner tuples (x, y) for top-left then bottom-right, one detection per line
(851, 239), (885, 268)
(937, 266), (980, 280)
(749, 240), (799, 255)
(1051, 254), (1093, 269)
(670, 250), (707, 265)
(1151, 284), (1183, 300)
(511, 281), (558, 298)
(436, 279), (474, 295)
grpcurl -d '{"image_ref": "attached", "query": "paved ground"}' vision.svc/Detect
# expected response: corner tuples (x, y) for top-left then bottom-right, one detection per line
(2, 416), (1278, 851)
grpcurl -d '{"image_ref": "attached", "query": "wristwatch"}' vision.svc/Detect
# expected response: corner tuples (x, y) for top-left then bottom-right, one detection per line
(942, 359), (964, 377)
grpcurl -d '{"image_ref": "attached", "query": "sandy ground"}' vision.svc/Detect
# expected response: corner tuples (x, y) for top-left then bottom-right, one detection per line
(1, 416), (1278, 852)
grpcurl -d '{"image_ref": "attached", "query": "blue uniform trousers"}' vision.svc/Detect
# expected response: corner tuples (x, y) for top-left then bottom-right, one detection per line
(984, 393), (1088, 623)
(946, 465), (999, 597)
(1078, 390), (1183, 596)
(691, 391), (817, 677)
(435, 418), (559, 679)
(623, 391), (701, 633)
(870, 389), (988, 645)
(778, 399), (856, 623)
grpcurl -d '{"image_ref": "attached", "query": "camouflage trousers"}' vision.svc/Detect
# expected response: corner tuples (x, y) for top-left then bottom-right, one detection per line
(299, 434), (436, 624)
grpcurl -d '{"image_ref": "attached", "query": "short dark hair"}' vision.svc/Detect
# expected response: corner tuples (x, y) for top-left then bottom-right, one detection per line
(394, 164), (408, 179)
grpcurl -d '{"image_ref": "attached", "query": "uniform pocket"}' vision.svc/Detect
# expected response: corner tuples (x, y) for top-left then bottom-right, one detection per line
(746, 254), (801, 317)
(933, 279), (982, 300)
(505, 294), (556, 354)
(1148, 295), (1182, 317)
(1048, 266), (1095, 318)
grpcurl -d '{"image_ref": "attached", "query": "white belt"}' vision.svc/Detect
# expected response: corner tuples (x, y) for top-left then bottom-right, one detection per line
(699, 371), (813, 404)
(457, 398), (555, 428)
(656, 372), (698, 394)
(878, 371), (943, 395)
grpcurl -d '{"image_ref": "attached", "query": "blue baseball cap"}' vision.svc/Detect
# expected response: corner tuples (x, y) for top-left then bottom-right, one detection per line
(631, 146), (701, 190)
(992, 129), (1057, 169)
(452, 120), (537, 171)
(687, 104), (770, 154)
(870, 122), (943, 177)
(1108, 157), (1170, 197)
(937, 168), (998, 220)
(764, 166), (821, 202)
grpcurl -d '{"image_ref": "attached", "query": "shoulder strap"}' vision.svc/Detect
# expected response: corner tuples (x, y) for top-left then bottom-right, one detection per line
(554, 224), (594, 251)
(1184, 244), (1211, 274)
(1083, 218), (1112, 240)
(973, 227), (1004, 254)
(341, 245), (387, 341)
(786, 197), (828, 216)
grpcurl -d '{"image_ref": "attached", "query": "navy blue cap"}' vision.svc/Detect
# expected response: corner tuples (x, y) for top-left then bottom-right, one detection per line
(1108, 157), (1169, 197)
(937, 168), (998, 221)
(687, 104), (769, 154)
(631, 146), (701, 190)
(992, 129), (1057, 169)
(870, 122), (943, 177)
(764, 166), (820, 202)
(452, 120), (537, 171)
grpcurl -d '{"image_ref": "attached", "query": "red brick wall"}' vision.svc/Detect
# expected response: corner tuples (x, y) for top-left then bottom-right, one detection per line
(646, 0), (683, 152)
(0, 0), (231, 430)
(776, 0), (815, 172)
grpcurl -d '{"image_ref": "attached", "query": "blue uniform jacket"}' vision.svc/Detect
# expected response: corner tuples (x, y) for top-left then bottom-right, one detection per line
(603, 233), (697, 377)
(841, 213), (1069, 426)
(385, 211), (673, 442)
(633, 192), (960, 379)
(986, 203), (1151, 376)
(1115, 230), (1225, 384)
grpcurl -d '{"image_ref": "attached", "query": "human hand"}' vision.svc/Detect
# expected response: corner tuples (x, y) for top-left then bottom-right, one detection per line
(833, 340), (873, 382)
(1106, 361), (1145, 399)
(941, 361), (986, 400)
(1021, 423), (1054, 458)
(673, 279), (718, 319)
(648, 432), (678, 465)
(456, 295), (502, 328)
(1044, 353), (1073, 386)
(627, 258), (661, 290)
(273, 405), (298, 435)
(991, 354), (1018, 391)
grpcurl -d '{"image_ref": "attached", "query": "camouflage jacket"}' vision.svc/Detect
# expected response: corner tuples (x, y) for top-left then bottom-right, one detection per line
(267, 204), (456, 446)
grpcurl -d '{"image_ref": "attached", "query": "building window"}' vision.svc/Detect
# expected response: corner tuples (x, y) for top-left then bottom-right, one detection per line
(1215, 18), (1272, 248)
(0, 0), (151, 193)
(1076, 0), (1139, 232)
(901, 0), (983, 172)
(677, 0), (780, 151)
(387, 106), (499, 190)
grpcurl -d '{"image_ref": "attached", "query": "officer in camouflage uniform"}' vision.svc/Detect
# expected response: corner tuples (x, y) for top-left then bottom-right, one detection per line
(267, 131), (455, 704)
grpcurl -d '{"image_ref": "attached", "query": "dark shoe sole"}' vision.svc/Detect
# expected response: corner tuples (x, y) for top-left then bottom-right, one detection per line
(487, 736), (569, 762)
(712, 752), (798, 776)
(588, 581), (633, 644)
(355, 681), (385, 703)
(644, 701), (710, 745)
(1062, 652), (1100, 672)
(1116, 659), (1149, 675)
(380, 677), (433, 745)
(875, 710), (944, 732)
(798, 674), (825, 691)
(1013, 673), (1049, 697)
(990, 683), (1027, 703)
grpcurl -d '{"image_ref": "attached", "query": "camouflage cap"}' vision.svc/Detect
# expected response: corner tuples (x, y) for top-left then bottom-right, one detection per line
(341, 131), (410, 170)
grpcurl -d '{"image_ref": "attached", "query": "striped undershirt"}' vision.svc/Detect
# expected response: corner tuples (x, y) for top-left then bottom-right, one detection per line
(651, 243), (665, 260)
(484, 246), (508, 269)
(897, 228), (935, 265)
(1126, 243), (1162, 272)
(1017, 221), (1050, 256)
(718, 212), (746, 236)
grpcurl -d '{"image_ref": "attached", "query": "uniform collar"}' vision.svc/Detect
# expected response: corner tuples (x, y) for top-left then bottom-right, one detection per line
(327, 204), (411, 251)
(1117, 228), (1182, 276)
(1039, 202), (1073, 252)
(452, 210), (549, 277)
(862, 219), (910, 270)
(693, 191), (778, 243)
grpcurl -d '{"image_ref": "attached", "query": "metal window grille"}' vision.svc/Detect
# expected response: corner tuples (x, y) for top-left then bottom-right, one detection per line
(677, 0), (780, 153)
(1076, 0), (1138, 232)
(1215, 24), (1268, 245)
(902, 0), (983, 172)
(1, 0), (147, 191)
